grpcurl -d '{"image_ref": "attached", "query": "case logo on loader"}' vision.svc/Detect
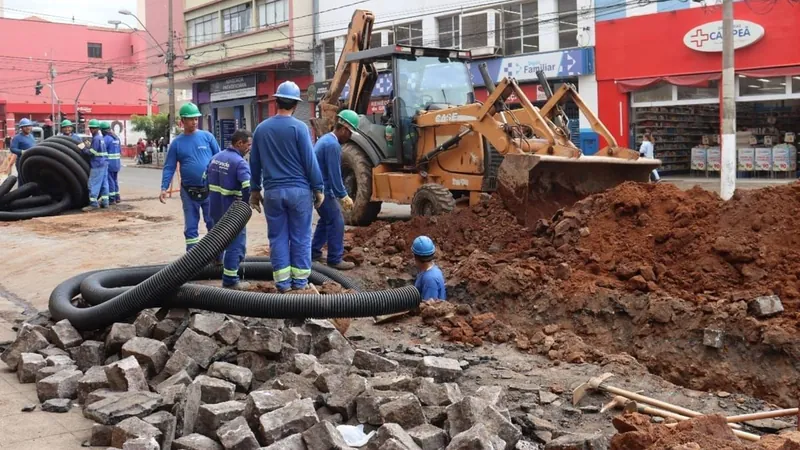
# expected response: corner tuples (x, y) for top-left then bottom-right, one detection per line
(435, 113), (477, 124)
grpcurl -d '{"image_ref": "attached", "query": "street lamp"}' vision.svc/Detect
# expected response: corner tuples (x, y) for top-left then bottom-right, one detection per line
(108, 19), (121, 30)
(118, 9), (166, 54)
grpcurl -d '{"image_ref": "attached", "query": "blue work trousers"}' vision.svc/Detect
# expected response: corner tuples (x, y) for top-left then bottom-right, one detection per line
(311, 195), (345, 265)
(88, 164), (109, 207)
(263, 187), (313, 291)
(107, 171), (120, 203)
(180, 187), (213, 251)
(222, 230), (247, 286)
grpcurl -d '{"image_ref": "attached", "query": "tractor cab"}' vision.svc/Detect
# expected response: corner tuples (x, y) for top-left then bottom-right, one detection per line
(343, 45), (474, 165)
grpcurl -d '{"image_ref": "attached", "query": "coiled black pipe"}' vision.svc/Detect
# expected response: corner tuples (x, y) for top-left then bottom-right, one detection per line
(47, 136), (92, 166)
(6, 194), (52, 210)
(246, 256), (363, 292)
(0, 194), (71, 222)
(0, 182), (39, 205)
(39, 140), (91, 177)
(21, 155), (84, 210)
(49, 201), (253, 330)
(0, 176), (16, 200)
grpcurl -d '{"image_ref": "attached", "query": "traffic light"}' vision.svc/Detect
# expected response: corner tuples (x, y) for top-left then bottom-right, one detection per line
(106, 67), (114, 84)
(35, 81), (43, 95)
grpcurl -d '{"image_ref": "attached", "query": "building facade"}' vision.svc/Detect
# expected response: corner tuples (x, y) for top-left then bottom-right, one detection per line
(0, 16), (152, 146)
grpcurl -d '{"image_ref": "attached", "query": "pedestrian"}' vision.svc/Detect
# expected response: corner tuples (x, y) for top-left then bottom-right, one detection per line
(10, 118), (36, 187)
(160, 102), (220, 251)
(411, 236), (446, 302)
(136, 138), (146, 164)
(639, 130), (660, 183)
(207, 129), (252, 290)
(82, 119), (110, 211)
(59, 119), (83, 144)
(101, 121), (122, 204)
(311, 109), (358, 270)
(249, 81), (325, 293)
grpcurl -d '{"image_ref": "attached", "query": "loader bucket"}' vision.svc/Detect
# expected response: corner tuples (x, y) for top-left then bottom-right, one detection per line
(496, 153), (661, 227)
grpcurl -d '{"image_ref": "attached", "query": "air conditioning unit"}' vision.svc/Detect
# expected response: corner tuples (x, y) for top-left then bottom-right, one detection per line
(460, 10), (501, 51)
(470, 46), (502, 59)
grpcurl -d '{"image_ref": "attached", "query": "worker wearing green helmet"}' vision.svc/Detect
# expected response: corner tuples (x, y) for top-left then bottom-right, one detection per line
(59, 119), (82, 144)
(310, 108), (358, 271)
(81, 118), (110, 210)
(100, 122), (122, 204)
(160, 102), (221, 252)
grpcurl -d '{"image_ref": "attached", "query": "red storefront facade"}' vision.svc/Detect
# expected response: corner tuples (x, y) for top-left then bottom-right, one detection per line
(596, 0), (800, 150)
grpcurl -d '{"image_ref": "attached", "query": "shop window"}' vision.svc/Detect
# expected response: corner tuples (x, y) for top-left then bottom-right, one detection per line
(502, 2), (538, 56)
(223, 3), (252, 36)
(558, 0), (579, 49)
(437, 15), (460, 49)
(323, 38), (336, 79)
(738, 75), (786, 97)
(258, 0), (288, 28)
(88, 43), (102, 59)
(394, 21), (423, 46)
(677, 80), (719, 100)
(792, 76), (800, 94)
(187, 13), (219, 47)
(632, 83), (673, 104)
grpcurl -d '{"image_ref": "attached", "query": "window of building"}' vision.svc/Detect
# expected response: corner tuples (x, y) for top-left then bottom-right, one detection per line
(793, 76), (800, 94)
(394, 21), (423, 46)
(461, 13), (488, 49)
(677, 80), (719, 100)
(502, 2), (538, 56)
(631, 83), (673, 104)
(223, 3), (251, 36)
(370, 30), (392, 48)
(258, 0), (287, 28)
(87, 43), (102, 59)
(739, 75), (786, 97)
(187, 13), (219, 47)
(558, 0), (579, 49)
(437, 15), (460, 48)
(323, 38), (336, 79)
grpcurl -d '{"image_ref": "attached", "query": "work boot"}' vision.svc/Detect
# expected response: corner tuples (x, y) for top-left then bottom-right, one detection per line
(82, 203), (99, 212)
(224, 281), (251, 291)
(312, 254), (323, 263)
(328, 261), (355, 271)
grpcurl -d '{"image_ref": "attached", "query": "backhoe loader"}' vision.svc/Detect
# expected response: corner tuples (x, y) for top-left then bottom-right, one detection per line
(311, 9), (661, 227)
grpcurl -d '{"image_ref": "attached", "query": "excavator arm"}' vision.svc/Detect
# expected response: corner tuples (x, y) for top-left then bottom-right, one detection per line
(311, 9), (376, 138)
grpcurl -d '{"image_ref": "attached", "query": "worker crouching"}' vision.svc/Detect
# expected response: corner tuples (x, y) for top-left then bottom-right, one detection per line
(82, 119), (110, 211)
(207, 130), (253, 290)
(311, 109), (358, 270)
(412, 236), (447, 302)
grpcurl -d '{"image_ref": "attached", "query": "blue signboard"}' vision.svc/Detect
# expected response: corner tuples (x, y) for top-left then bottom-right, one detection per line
(469, 47), (595, 86)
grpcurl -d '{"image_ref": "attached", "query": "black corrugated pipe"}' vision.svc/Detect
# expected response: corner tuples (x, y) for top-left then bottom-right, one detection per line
(49, 201), (253, 330)
(0, 194), (71, 221)
(245, 256), (362, 292)
(6, 194), (53, 210)
(0, 182), (39, 205)
(0, 175), (17, 200)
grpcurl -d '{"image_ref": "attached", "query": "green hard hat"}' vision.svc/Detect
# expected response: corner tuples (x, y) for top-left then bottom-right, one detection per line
(337, 109), (359, 131)
(179, 102), (202, 118)
(99, 121), (111, 130)
(88, 119), (101, 128)
(60, 119), (74, 127)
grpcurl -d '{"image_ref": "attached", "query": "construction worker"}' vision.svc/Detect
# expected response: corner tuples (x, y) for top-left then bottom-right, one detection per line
(10, 118), (36, 187)
(160, 102), (220, 251)
(412, 236), (446, 302)
(82, 119), (110, 210)
(101, 122), (122, 204)
(249, 81), (324, 293)
(207, 129), (252, 290)
(59, 119), (82, 144)
(311, 109), (357, 270)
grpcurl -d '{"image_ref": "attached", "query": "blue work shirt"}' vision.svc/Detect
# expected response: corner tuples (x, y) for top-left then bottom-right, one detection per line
(250, 115), (323, 193)
(104, 133), (122, 172)
(60, 133), (83, 144)
(314, 133), (348, 199)
(207, 148), (251, 223)
(10, 133), (36, 157)
(82, 132), (108, 169)
(161, 130), (220, 191)
(415, 264), (447, 301)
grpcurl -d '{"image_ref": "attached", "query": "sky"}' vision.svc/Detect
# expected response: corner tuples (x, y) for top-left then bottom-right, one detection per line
(2, 0), (140, 29)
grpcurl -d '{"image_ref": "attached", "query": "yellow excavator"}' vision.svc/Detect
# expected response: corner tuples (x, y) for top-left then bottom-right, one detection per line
(311, 10), (660, 227)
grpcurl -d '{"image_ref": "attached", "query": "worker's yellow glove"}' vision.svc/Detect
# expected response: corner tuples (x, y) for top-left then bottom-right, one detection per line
(249, 191), (263, 213)
(339, 195), (354, 211)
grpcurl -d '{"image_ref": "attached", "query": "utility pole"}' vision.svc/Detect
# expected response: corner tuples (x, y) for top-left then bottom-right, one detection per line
(167, 0), (176, 141)
(720, 0), (736, 201)
(49, 62), (57, 135)
(146, 78), (153, 117)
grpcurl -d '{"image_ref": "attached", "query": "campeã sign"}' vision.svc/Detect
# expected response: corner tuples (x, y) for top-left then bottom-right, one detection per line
(683, 20), (764, 53)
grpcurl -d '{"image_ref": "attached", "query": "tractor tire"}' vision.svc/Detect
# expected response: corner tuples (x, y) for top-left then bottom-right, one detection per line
(411, 183), (456, 217)
(341, 143), (382, 226)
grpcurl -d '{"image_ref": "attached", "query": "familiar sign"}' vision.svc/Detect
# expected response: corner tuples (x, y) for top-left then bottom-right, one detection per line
(210, 75), (257, 102)
(683, 20), (764, 53)
(469, 48), (594, 85)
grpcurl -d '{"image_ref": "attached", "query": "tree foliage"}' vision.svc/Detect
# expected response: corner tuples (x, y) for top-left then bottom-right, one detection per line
(130, 113), (170, 142)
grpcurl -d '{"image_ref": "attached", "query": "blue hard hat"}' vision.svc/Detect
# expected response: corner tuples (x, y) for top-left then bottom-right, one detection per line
(18, 118), (34, 127)
(273, 81), (303, 102)
(411, 236), (436, 257)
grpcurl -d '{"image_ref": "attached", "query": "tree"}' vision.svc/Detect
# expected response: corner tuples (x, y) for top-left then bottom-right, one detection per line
(131, 113), (170, 142)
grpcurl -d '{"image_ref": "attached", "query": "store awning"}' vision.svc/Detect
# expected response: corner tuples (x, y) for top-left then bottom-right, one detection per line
(616, 73), (722, 93)
(737, 65), (800, 78)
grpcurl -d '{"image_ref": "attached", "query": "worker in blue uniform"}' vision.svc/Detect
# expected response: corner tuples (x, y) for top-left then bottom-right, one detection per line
(82, 119), (110, 211)
(311, 109), (358, 270)
(10, 118), (36, 187)
(101, 122), (122, 204)
(207, 129), (252, 290)
(161, 102), (220, 251)
(412, 236), (447, 301)
(249, 81), (324, 293)
(59, 119), (83, 144)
